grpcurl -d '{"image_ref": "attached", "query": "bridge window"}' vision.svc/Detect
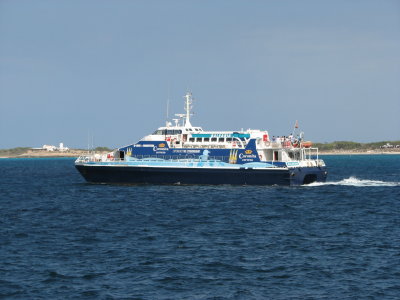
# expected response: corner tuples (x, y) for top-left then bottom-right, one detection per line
(153, 129), (182, 135)
(153, 130), (167, 135)
(211, 137), (217, 142)
(204, 138), (210, 142)
(189, 138), (195, 142)
(196, 138), (202, 142)
(218, 138), (224, 142)
(166, 130), (182, 135)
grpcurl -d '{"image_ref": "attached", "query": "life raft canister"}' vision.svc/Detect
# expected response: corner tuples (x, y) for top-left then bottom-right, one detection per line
(263, 134), (269, 142)
(301, 141), (313, 148)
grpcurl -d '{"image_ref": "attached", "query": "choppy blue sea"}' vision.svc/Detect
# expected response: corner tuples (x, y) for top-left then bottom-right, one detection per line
(1, 155), (400, 299)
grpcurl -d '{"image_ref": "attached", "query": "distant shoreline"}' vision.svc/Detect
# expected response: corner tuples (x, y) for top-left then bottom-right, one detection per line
(0, 150), (91, 159)
(319, 151), (400, 156)
(1, 149), (399, 159)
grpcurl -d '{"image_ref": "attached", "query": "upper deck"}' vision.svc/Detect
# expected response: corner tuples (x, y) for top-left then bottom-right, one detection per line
(112, 91), (322, 165)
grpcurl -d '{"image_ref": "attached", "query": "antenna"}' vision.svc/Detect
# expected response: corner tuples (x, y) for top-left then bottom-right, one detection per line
(166, 98), (170, 120)
(291, 120), (299, 136)
(87, 129), (90, 153)
(166, 84), (170, 120)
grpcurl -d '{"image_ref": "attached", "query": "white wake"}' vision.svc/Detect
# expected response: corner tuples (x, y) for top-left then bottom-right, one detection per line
(307, 176), (400, 187)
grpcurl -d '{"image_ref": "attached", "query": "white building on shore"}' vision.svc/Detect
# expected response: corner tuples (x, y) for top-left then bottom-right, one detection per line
(31, 143), (70, 152)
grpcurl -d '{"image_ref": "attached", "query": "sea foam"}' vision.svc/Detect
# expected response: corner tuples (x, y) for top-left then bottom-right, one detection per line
(307, 176), (400, 187)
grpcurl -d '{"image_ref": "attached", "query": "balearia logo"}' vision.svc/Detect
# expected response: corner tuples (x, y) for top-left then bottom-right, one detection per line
(245, 150), (252, 154)
(158, 143), (166, 148)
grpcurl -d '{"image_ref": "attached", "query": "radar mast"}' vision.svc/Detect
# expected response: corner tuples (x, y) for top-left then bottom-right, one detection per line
(184, 92), (193, 128)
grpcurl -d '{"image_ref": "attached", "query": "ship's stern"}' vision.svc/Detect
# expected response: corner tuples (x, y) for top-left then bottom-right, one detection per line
(289, 163), (328, 186)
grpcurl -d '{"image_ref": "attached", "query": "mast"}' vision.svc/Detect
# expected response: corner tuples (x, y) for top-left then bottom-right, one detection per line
(165, 84), (170, 127)
(184, 92), (193, 128)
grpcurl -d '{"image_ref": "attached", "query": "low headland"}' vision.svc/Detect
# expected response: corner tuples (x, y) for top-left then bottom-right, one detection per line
(0, 142), (399, 158)
(0, 147), (111, 159)
(314, 141), (400, 155)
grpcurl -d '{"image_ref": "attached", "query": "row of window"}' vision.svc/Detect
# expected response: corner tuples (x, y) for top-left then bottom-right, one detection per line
(188, 137), (240, 143)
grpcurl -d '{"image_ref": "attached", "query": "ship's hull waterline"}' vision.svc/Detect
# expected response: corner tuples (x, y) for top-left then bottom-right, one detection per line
(75, 164), (327, 186)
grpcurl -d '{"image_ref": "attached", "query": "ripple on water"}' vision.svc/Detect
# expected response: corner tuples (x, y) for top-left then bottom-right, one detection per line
(0, 156), (400, 298)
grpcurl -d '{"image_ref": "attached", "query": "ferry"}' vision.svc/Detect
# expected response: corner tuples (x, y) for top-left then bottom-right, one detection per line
(75, 92), (327, 185)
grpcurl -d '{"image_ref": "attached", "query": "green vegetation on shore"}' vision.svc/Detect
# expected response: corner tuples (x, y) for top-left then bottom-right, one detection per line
(93, 147), (112, 152)
(59, 147), (113, 152)
(0, 147), (31, 156)
(0, 146), (113, 157)
(313, 141), (400, 151)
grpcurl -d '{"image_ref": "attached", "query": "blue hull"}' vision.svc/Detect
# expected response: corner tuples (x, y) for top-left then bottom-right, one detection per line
(75, 165), (327, 186)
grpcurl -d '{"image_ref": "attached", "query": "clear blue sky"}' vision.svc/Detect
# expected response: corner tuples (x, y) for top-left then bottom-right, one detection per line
(1, 0), (399, 148)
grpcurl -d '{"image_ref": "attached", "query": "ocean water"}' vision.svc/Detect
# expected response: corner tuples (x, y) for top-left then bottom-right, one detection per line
(1, 155), (399, 299)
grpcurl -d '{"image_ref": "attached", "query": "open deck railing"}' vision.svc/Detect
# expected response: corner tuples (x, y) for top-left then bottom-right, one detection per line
(76, 148), (324, 166)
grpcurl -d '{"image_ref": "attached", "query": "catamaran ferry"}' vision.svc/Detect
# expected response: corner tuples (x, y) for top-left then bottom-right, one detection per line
(75, 92), (327, 185)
